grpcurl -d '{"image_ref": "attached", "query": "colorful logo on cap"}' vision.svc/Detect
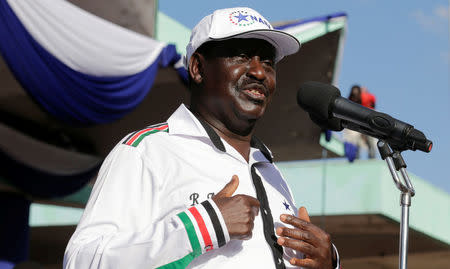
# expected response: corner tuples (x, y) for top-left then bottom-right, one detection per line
(228, 10), (271, 28)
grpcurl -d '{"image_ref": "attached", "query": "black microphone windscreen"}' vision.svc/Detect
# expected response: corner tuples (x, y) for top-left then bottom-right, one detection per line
(309, 112), (343, 131)
(297, 81), (341, 120)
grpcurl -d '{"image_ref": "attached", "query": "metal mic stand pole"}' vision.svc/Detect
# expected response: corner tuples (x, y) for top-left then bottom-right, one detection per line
(377, 140), (415, 269)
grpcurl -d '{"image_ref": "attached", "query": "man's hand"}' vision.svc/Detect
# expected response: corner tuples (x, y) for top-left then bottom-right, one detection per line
(212, 175), (260, 240)
(276, 207), (336, 268)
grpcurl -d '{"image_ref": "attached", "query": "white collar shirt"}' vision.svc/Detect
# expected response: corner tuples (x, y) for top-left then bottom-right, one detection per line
(64, 104), (339, 269)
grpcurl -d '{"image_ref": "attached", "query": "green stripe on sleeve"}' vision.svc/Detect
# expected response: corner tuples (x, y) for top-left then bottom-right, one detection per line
(156, 253), (195, 269)
(131, 128), (168, 147)
(177, 211), (201, 256)
(156, 212), (201, 269)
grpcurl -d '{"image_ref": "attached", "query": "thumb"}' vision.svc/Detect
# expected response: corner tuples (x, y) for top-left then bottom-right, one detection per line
(298, 206), (311, 223)
(215, 175), (239, 198)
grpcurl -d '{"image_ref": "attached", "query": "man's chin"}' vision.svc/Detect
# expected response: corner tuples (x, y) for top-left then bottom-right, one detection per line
(234, 101), (267, 120)
(226, 109), (263, 136)
(235, 108), (265, 122)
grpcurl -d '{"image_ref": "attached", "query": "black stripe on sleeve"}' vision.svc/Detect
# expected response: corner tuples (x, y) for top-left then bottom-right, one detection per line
(122, 130), (139, 144)
(147, 122), (168, 129)
(201, 200), (226, 248)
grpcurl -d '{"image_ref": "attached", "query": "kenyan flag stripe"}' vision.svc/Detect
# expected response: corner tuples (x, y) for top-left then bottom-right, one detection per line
(177, 211), (202, 256)
(157, 212), (201, 268)
(130, 127), (168, 147)
(125, 124), (168, 146)
(201, 200), (226, 247)
(188, 207), (214, 252)
(122, 130), (139, 145)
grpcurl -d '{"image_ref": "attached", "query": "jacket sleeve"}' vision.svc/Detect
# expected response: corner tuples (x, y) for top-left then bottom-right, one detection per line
(63, 144), (229, 269)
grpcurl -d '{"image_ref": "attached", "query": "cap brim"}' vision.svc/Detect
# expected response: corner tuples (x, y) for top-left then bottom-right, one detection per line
(210, 29), (301, 63)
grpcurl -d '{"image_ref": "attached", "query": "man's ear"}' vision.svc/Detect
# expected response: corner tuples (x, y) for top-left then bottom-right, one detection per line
(189, 52), (204, 84)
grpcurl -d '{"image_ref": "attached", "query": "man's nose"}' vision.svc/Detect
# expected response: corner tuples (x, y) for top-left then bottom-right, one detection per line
(247, 57), (266, 81)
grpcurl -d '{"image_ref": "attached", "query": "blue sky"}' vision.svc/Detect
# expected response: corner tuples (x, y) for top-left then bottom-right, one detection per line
(160, 1), (449, 193)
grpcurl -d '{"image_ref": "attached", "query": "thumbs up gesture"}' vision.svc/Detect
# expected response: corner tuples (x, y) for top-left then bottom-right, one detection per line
(212, 175), (260, 240)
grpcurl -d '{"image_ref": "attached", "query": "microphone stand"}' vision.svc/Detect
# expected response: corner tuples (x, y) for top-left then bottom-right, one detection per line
(377, 140), (415, 269)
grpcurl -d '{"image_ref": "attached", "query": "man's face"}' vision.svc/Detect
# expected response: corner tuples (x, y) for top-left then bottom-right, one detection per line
(194, 38), (276, 134)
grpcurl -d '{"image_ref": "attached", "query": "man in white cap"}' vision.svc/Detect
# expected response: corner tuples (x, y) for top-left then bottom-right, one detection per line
(64, 7), (340, 269)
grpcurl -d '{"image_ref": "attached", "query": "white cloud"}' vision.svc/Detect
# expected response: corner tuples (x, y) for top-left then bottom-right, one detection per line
(411, 5), (449, 65)
(411, 10), (433, 28)
(411, 5), (449, 35)
(434, 5), (449, 20)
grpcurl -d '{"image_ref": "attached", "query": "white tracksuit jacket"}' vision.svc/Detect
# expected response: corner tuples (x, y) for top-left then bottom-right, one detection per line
(64, 104), (340, 269)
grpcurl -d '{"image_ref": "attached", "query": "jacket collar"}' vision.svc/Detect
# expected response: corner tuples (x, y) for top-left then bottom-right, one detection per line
(167, 104), (273, 163)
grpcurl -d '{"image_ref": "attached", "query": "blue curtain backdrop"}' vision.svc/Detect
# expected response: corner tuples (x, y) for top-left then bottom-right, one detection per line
(0, 0), (181, 126)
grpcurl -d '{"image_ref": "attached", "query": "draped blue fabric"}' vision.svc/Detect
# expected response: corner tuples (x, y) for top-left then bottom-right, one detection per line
(176, 66), (189, 84)
(344, 142), (358, 162)
(0, 261), (14, 269)
(0, 1), (180, 125)
(324, 130), (332, 142)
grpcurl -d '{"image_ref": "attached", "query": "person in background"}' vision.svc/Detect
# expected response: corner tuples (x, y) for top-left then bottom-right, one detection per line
(348, 84), (362, 104)
(360, 86), (376, 109)
(343, 84), (377, 159)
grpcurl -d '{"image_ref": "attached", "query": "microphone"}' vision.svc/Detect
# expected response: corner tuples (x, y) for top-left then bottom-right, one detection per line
(297, 81), (433, 153)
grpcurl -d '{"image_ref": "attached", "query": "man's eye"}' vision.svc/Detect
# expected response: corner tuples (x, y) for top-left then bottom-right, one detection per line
(237, 54), (250, 60)
(262, 59), (274, 67)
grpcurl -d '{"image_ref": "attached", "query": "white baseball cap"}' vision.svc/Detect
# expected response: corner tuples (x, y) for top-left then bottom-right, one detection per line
(185, 7), (300, 68)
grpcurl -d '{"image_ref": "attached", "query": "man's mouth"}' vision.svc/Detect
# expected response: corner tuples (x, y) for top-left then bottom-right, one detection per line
(241, 85), (267, 102)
